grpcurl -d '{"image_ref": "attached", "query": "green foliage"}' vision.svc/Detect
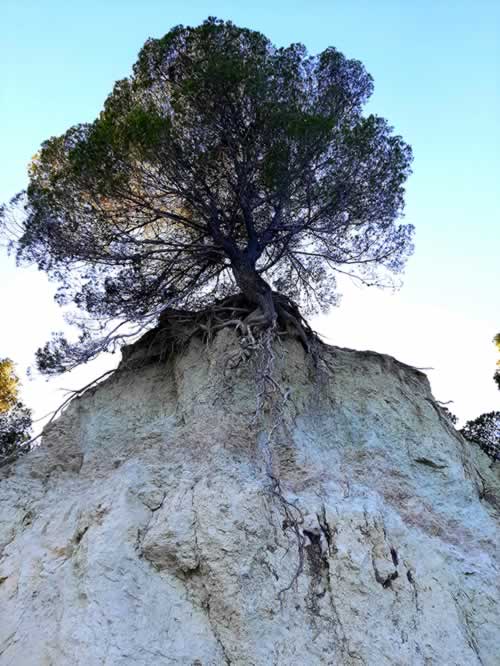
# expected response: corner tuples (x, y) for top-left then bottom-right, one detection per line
(0, 403), (32, 465)
(494, 333), (500, 391)
(0, 359), (32, 465)
(0, 358), (19, 413)
(460, 411), (500, 461)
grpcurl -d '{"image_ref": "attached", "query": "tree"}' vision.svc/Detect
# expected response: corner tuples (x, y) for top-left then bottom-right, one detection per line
(2, 18), (413, 373)
(457, 336), (500, 462)
(0, 358), (32, 464)
(0, 358), (19, 412)
(0, 403), (32, 464)
(460, 411), (500, 461)
(494, 333), (500, 390)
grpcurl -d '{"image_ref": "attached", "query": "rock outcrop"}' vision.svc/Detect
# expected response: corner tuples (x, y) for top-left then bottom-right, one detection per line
(0, 331), (498, 665)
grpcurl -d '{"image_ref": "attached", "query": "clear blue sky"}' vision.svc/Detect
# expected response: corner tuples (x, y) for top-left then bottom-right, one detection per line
(1, 0), (499, 424)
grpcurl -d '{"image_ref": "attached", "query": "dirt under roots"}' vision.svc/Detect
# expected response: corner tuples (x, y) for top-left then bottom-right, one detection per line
(121, 292), (320, 370)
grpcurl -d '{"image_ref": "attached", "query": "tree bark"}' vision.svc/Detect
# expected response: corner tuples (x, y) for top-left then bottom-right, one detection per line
(231, 256), (277, 327)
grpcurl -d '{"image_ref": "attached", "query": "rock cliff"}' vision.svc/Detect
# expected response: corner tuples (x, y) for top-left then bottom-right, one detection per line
(0, 331), (498, 665)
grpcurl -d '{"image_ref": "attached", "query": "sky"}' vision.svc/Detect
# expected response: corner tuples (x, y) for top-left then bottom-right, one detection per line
(0, 0), (499, 429)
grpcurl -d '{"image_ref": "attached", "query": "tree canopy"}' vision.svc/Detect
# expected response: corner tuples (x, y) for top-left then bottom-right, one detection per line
(2, 18), (414, 373)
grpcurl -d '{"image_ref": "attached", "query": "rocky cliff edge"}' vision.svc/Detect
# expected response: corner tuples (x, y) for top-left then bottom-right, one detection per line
(0, 330), (498, 665)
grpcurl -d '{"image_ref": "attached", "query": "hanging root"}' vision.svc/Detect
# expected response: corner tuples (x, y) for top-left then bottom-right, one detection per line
(271, 475), (306, 601)
(251, 324), (308, 601)
(119, 291), (318, 600)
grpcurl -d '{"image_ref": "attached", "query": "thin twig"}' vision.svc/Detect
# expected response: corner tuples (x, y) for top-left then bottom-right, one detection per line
(25, 369), (115, 447)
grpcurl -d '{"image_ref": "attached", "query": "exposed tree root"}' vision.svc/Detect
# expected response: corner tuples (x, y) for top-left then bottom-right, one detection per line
(119, 293), (320, 600)
(121, 292), (320, 369)
(9, 294), (319, 596)
(251, 326), (309, 601)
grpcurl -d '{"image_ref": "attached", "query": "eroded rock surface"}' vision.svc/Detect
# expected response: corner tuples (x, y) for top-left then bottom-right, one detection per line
(0, 331), (498, 665)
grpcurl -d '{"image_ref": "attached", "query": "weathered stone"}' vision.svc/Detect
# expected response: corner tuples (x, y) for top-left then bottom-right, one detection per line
(0, 331), (498, 664)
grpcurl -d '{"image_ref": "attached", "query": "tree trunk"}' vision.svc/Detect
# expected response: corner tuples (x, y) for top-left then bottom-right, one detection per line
(231, 257), (277, 327)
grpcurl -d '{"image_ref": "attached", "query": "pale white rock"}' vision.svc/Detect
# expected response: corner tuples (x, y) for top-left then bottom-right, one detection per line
(0, 330), (498, 665)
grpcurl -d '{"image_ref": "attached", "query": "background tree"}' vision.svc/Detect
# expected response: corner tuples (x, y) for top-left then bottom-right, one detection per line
(0, 358), (32, 465)
(460, 411), (500, 461)
(494, 333), (500, 390)
(2, 18), (413, 374)
(458, 334), (500, 461)
(0, 358), (19, 412)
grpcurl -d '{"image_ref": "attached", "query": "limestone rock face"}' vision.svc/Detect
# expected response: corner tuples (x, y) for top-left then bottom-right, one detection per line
(0, 331), (498, 665)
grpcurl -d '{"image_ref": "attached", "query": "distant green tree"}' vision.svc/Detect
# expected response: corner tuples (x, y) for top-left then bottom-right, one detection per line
(0, 403), (32, 464)
(0, 358), (19, 413)
(0, 358), (32, 465)
(494, 333), (500, 390)
(460, 411), (500, 461)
